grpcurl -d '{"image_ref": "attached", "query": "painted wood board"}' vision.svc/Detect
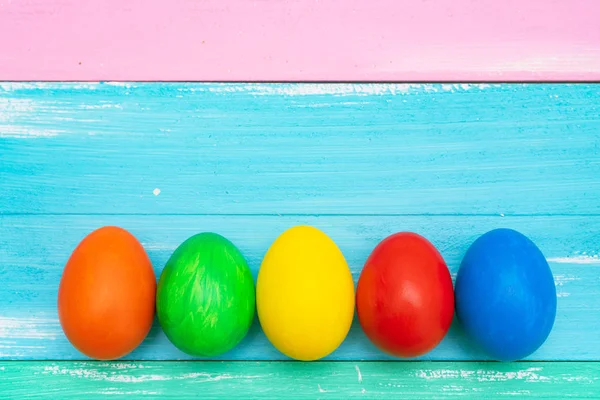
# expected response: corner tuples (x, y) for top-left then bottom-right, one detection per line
(0, 1), (599, 81)
(2, 83), (599, 216)
(1, 215), (598, 361)
(2, 81), (600, 400)
(1, 361), (598, 398)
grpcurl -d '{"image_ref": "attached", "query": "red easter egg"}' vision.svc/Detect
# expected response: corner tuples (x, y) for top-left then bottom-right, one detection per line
(356, 232), (454, 358)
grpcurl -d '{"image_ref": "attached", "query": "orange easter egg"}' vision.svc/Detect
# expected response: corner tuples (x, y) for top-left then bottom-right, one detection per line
(58, 226), (156, 360)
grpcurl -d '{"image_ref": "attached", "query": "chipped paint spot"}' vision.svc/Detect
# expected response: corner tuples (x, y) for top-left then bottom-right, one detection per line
(318, 384), (328, 393)
(355, 365), (363, 383)
(153, 188), (161, 196)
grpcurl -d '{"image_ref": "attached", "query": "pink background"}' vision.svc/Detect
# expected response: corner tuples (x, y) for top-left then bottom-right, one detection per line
(1, 0), (599, 81)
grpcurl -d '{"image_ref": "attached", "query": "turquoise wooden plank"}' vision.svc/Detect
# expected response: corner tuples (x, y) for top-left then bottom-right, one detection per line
(1, 215), (598, 361)
(1, 83), (599, 216)
(1, 361), (598, 398)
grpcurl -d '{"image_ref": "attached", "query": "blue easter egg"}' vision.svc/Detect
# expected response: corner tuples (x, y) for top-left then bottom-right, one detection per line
(455, 228), (556, 361)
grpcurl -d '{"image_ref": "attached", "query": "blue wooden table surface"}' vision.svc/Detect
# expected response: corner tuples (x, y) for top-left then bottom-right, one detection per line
(1, 83), (599, 397)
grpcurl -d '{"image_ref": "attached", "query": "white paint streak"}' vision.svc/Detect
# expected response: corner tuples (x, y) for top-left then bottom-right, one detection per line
(501, 390), (532, 395)
(1, 82), (496, 99)
(355, 365), (363, 383)
(0, 98), (65, 137)
(497, 54), (600, 72)
(417, 367), (550, 383)
(0, 83), (48, 90)
(103, 82), (133, 88)
(0, 317), (58, 340)
(153, 188), (161, 196)
(442, 385), (465, 392)
(43, 365), (170, 382)
(294, 101), (373, 108)
(78, 103), (123, 110)
(96, 363), (141, 370)
(475, 368), (550, 383)
(42, 365), (263, 384)
(181, 372), (255, 382)
(140, 243), (175, 251)
(563, 375), (598, 383)
(205, 83), (496, 96)
(0, 125), (62, 138)
(553, 274), (581, 298)
(98, 390), (160, 395)
(547, 255), (600, 264)
(0, 98), (34, 119)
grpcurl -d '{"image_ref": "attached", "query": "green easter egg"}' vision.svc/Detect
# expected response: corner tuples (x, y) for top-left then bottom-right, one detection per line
(156, 232), (255, 357)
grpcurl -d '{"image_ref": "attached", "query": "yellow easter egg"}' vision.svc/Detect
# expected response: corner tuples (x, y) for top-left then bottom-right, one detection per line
(257, 225), (355, 361)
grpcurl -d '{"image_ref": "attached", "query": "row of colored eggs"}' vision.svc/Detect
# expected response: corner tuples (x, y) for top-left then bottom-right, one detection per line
(57, 225), (557, 362)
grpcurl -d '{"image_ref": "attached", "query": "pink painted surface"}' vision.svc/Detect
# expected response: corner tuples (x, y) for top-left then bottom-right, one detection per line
(0, 0), (599, 81)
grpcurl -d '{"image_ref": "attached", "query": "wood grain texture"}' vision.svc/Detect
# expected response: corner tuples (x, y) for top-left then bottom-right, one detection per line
(2, 83), (599, 216)
(1, 215), (599, 361)
(1, 361), (598, 398)
(1, 83), (599, 365)
(0, 1), (599, 81)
